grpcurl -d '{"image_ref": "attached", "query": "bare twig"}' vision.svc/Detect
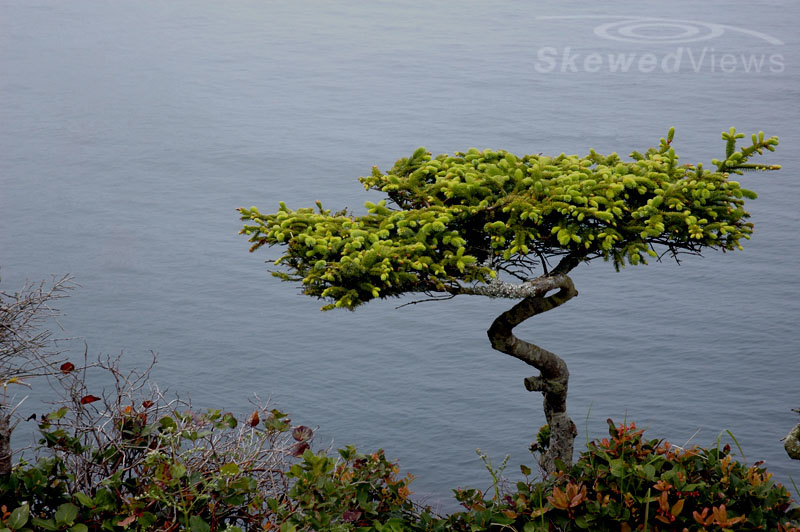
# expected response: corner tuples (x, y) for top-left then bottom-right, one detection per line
(1, 274), (77, 476)
(395, 293), (457, 309)
(39, 352), (309, 510)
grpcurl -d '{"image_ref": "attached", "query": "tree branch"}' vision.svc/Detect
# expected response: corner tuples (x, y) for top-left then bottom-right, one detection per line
(449, 274), (573, 299)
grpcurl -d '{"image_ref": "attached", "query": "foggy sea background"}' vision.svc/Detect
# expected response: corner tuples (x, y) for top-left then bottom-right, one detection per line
(1, 1), (798, 508)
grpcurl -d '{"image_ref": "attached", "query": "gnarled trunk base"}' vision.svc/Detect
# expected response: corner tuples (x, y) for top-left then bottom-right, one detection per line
(785, 423), (800, 460)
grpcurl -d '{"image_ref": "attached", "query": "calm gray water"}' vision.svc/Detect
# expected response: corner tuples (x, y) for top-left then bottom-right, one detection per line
(1, 0), (798, 507)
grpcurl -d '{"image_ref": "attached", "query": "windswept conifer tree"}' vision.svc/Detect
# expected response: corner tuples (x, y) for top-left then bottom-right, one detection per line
(240, 128), (779, 474)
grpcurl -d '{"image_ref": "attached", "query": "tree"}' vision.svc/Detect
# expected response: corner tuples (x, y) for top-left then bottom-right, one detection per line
(239, 128), (779, 475)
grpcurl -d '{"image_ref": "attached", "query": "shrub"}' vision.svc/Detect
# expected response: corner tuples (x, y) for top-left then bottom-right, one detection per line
(0, 354), (444, 532)
(0, 355), (312, 531)
(3, 384), (798, 532)
(273, 446), (443, 532)
(447, 420), (800, 531)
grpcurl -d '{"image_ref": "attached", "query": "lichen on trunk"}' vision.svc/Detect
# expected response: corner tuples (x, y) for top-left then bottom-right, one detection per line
(786, 417), (800, 460)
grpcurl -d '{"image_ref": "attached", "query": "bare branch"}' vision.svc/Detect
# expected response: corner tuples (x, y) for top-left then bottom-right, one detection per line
(1, 274), (77, 476)
(1, 274), (76, 381)
(395, 293), (457, 309)
(37, 352), (308, 509)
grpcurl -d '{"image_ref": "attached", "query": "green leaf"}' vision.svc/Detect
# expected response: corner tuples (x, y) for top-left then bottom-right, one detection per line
(8, 504), (30, 529)
(55, 503), (79, 525)
(47, 407), (69, 420)
(159, 416), (177, 431)
(279, 523), (298, 532)
(189, 515), (211, 532)
(609, 458), (626, 477)
(73, 492), (93, 507)
(29, 518), (59, 531)
(170, 463), (187, 479)
(92, 488), (117, 511)
(137, 512), (156, 529)
(222, 412), (238, 429)
(220, 462), (241, 476)
(68, 525), (89, 532)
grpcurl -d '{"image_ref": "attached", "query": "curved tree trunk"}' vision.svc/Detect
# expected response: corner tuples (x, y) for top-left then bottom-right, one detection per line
(486, 273), (578, 475)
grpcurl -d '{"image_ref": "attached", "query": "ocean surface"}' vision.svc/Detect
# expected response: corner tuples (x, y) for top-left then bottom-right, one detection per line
(1, 0), (798, 509)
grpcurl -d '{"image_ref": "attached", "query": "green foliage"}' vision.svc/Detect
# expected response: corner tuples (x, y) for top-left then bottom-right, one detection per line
(271, 446), (444, 531)
(0, 348), (439, 532)
(444, 421), (800, 532)
(1, 403), (308, 531)
(0, 433), (441, 532)
(240, 129), (778, 309)
(476, 449), (509, 503)
(4, 412), (798, 531)
(0, 457), (71, 523)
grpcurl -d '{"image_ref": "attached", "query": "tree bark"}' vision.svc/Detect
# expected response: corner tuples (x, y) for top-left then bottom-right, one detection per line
(0, 408), (11, 476)
(486, 273), (578, 475)
(786, 422), (800, 460)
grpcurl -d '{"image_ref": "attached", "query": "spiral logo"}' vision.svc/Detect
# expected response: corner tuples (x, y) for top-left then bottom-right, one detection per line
(594, 19), (723, 44)
(536, 16), (784, 46)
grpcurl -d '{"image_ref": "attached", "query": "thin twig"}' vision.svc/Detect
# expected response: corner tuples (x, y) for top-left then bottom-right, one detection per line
(395, 293), (457, 309)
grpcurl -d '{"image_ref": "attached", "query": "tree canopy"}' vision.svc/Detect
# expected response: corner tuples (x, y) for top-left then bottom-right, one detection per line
(239, 128), (779, 310)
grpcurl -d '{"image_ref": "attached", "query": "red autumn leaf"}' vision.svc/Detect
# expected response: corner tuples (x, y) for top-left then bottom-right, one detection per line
(117, 515), (136, 527)
(292, 425), (313, 442)
(142, 400), (154, 409)
(80, 394), (101, 405)
(60, 362), (75, 374)
(291, 442), (310, 457)
(247, 410), (260, 427)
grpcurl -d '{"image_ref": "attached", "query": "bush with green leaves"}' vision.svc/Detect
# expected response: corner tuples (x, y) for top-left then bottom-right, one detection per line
(0, 353), (451, 532)
(0, 419), (439, 532)
(0, 355), (313, 532)
(446, 421), (800, 532)
(272, 446), (446, 532)
(2, 362), (798, 532)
